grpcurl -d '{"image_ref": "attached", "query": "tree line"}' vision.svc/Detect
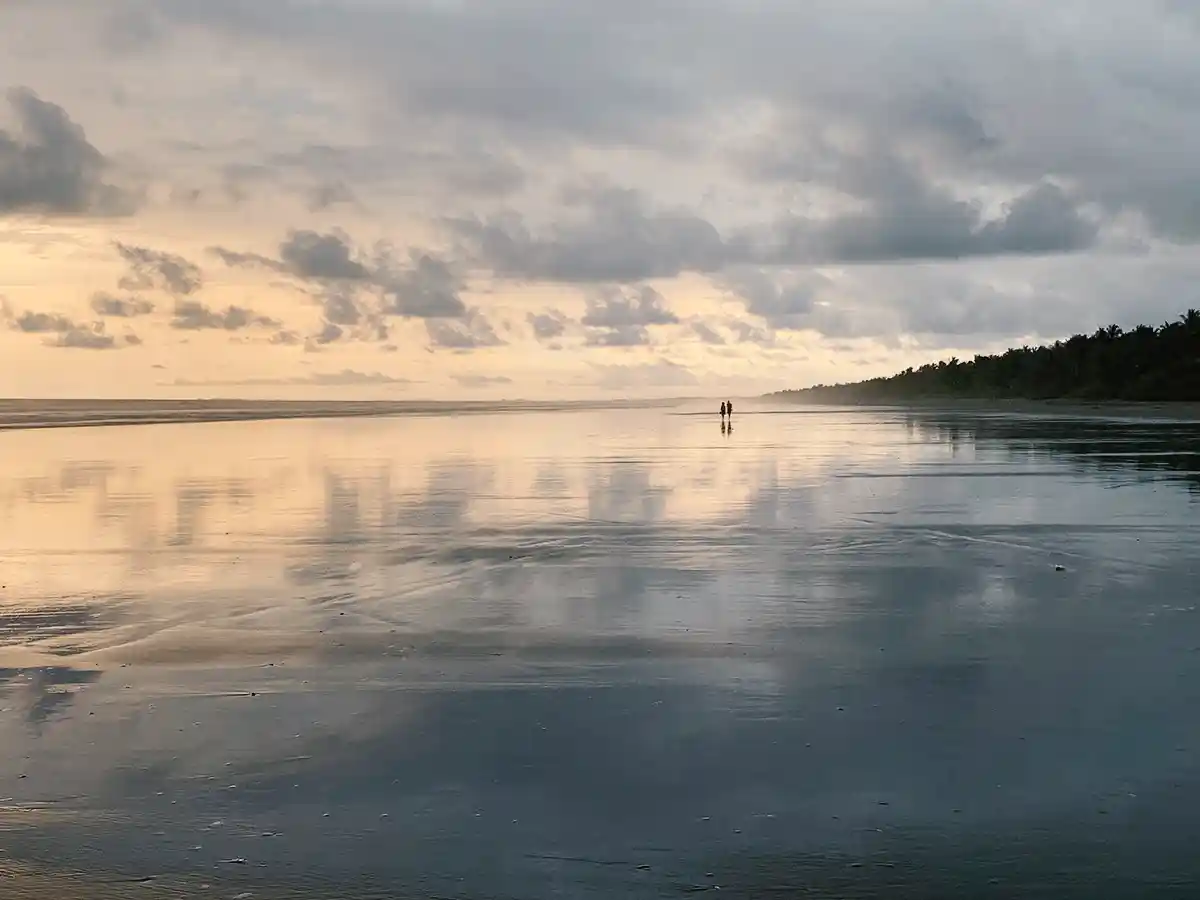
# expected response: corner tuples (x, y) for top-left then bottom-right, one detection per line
(772, 309), (1200, 402)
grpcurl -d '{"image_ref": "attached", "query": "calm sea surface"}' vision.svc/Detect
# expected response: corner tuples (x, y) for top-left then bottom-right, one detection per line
(1, 402), (1199, 898)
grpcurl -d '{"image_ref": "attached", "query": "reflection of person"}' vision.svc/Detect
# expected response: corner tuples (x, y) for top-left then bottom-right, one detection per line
(720, 401), (727, 419)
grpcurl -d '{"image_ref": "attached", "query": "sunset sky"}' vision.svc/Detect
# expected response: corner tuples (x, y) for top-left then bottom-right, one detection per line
(3, 1), (1200, 399)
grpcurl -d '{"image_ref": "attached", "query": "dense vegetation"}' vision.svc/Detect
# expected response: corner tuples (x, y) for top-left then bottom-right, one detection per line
(773, 310), (1200, 403)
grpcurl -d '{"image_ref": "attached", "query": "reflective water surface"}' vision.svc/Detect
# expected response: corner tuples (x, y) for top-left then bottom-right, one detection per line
(1, 402), (1199, 898)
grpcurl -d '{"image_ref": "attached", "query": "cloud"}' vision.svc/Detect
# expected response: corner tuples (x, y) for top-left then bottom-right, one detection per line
(172, 369), (413, 387)
(448, 185), (730, 283)
(4, 300), (137, 349)
(88, 0), (1200, 253)
(728, 319), (777, 347)
(755, 167), (1098, 264)
(307, 179), (357, 212)
(12, 310), (75, 333)
(319, 287), (363, 326)
(310, 320), (344, 345)
(140, 1), (699, 143)
(90, 292), (155, 317)
(527, 309), (569, 341)
(54, 325), (119, 350)
(722, 268), (829, 330)
(426, 309), (503, 349)
(0, 87), (135, 216)
(170, 300), (279, 331)
(589, 359), (700, 391)
(234, 141), (525, 208)
(212, 232), (469, 324)
(689, 320), (726, 345)
(584, 325), (653, 348)
(18, 0), (1200, 393)
(581, 284), (678, 347)
(381, 253), (467, 318)
(208, 246), (278, 270)
(115, 243), (203, 295)
(448, 172), (1094, 286)
(581, 284), (679, 329)
(270, 329), (303, 346)
(279, 229), (372, 281)
(454, 374), (513, 387)
(718, 254), (1200, 347)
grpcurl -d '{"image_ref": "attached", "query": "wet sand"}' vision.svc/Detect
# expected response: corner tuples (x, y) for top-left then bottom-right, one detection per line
(1, 402), (1199, 897)
(772, 396), (1200, 422)
(0, 397), (678, 431)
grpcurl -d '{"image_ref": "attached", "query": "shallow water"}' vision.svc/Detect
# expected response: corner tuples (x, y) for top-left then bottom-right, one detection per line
(1, 401), (1199, 898)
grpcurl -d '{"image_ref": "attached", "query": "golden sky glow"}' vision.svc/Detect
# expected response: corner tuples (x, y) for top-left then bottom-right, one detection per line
(3, 1), (1199, 398)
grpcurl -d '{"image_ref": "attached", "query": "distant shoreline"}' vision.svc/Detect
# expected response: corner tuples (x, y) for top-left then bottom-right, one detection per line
(0, 397), (684, 432)
(765, 396), (1200, 421)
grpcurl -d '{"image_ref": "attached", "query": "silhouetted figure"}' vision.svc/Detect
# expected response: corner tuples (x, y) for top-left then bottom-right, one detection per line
(726, 399), (733, 419)
(720, 401), (727, 419)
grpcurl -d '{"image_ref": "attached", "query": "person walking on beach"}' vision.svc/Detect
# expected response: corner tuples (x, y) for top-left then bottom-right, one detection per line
(726, 399), (733, 419)
(720, 401), (727, 420)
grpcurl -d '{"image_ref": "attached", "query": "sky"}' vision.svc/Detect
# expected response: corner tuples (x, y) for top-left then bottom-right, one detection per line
(2, 1), (1200, 399)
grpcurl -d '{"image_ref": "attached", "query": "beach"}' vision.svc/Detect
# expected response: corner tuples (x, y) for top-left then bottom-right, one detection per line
(1, 400), (1198, 897)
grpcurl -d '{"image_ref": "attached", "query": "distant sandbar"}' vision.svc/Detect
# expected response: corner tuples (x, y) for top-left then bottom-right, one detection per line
(0, 398), (676, 432)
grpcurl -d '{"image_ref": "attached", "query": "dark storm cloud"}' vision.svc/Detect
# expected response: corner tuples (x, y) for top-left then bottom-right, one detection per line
(115, 242), (203, 295)
(90, 292), (155, 317)
(170, 300), (279, 331)
(0, 87), (135, 216)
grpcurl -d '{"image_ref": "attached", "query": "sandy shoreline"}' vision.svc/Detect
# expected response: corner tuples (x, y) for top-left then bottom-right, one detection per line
(0, 396), (1198, 432)
(771, 396), (1200, 421)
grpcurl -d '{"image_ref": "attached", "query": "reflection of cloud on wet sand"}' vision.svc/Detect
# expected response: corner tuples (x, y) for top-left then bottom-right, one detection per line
(0, 408), (1198, 893)
(0, 666), (100, 731)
